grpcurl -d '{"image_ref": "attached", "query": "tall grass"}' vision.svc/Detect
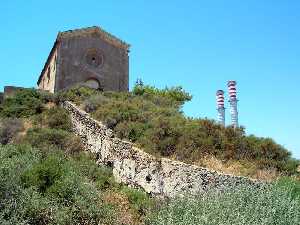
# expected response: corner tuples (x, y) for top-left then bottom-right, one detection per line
(146, 184), (300, 225)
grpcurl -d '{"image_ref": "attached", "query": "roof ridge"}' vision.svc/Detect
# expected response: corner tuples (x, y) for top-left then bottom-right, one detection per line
(57, 26), (130, 50)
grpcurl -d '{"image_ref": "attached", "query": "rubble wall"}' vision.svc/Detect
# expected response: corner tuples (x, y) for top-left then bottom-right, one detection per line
(62, 101), (263, 197)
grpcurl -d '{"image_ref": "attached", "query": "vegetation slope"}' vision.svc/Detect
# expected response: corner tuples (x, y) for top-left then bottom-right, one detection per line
(58, 84), (299, 179)
(0, 87), (299, 225)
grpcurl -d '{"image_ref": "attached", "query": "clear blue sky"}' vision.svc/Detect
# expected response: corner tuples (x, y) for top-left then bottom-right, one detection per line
(1, 1), (299, 158)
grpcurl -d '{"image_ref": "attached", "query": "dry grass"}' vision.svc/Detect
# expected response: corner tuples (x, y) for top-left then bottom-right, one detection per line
(197, 155), (279, 181)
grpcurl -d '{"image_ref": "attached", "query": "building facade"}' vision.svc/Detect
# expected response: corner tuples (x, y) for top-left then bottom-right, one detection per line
(37, 26), (130, 93)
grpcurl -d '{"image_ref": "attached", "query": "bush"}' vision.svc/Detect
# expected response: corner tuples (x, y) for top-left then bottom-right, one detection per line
(139, 115), (185, 156)
(55, 86), (98, 105)
(146, 185), (300, 225)
(121, 186), (155, 215)
(0, 144), (118, 225)
(73, 84), (299, 175)
(33, 106), (72, 131)
(275, 177), (300, 201)
(22, 188), (54, 225)
(71, 153), (117, 190)
(82, 93), (109, 113)
(24, 128), (68, 149)
(0, 88), (44, 118)
(38, 90), (56, 103)
(21, 153), (64, 193)
(0, 144), (42, 224)
(132, 84), (192, 107)
(24, 128), (84, 154)
(0, 118), (23, 144)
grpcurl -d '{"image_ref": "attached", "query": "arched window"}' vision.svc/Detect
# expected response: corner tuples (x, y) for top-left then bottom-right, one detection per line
(84, 78), (101, 90)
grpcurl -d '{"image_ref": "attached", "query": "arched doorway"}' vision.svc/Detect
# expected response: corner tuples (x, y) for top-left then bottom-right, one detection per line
(84, 78), (101, 90)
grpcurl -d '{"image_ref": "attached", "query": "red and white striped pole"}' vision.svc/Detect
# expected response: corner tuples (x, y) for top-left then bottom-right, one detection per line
(227, 81), (239, 128)
(216, 90), (225, 126)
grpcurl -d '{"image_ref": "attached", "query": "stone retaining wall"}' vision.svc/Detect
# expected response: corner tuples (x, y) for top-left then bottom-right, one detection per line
(62, 101), (262, 197)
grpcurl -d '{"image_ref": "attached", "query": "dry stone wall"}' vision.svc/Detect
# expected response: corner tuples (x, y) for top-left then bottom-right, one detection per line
(62, 101), (263, 197)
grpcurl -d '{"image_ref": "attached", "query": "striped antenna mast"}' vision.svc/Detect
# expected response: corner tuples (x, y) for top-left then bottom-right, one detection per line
(216, 90), (225, 126)
(227, 80), (239, 128)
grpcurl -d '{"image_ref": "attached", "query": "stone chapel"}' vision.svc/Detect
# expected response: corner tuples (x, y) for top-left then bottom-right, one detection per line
(37, 26), (130, 93)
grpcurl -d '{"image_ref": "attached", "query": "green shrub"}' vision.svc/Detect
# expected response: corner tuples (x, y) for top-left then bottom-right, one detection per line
(71, 153), (117, 190)
(276, 177), (300, 201)
(0, 118), (23, 144)
(0, 88), (44, 118)
(146, 185), (300, 225)
(88, 84), (299, 174)
(57, 85), (299, 175)
(132, 84), (192, 107)
(38, 90), (56, 103)
(121, 187), (155, 215)
(0, 144), (42, 224)
(24, 128), (68, 149)
(21, 153), (64, 193)
(0, 144), (118, 225)
(33, 106), (72, 131)
(283, 159), (300, 175)
(47, 170), (83, 202)
(22, 188), (54, 225)
(24, 128), (84, 154)
(139, 115), (185, 156)
(55, 86), (97, 105)
(82, 93), (109, 113)
(63, 135), (85, 155)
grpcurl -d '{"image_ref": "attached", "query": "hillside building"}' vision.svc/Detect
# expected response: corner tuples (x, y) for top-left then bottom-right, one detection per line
(37, 26), (130, 93)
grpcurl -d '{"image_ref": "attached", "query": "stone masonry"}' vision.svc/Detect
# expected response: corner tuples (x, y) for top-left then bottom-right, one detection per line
(37, 26), (130, 93)
(62, 101), (263, 198)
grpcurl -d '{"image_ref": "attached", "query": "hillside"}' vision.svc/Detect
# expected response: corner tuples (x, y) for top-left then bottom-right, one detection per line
(0, 87), (300, 224)
(0, 88), (156, 225)
(57, 84), (299, 180)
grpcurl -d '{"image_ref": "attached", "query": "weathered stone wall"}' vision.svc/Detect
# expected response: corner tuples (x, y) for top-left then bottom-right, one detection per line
(62, 101), (263, 197)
